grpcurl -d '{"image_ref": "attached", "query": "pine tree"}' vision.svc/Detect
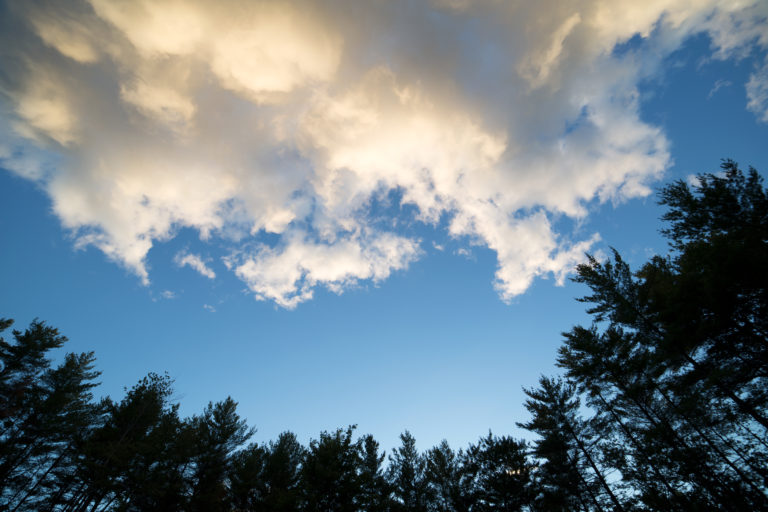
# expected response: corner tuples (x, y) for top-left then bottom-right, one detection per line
(387, 431), (431, 512)
(301, 425), (361, 512)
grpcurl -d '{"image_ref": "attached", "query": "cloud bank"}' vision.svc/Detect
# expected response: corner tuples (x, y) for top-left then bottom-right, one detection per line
(1, 0), (766, 307)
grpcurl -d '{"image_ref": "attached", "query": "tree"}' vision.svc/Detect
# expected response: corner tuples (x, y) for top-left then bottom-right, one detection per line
(301, 425), (361, 512)
(555, 161), (768, 510)
(0, 319), (102, 512)
(466, 432), (531, 512)
(519, 376), (623, 512)
(228, 442), (269, 511)
(424, 440), (470, 512)
(387, 431), (431, 512)
(189, 397), (254, 511)
(357, 434), (391, 512)
(260, 431), (305, 511)
(63, 373), (191, 512)
(652, 160), (768, 428)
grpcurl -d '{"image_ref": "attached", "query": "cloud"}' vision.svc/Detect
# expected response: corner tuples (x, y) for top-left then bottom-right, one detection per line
(1, 0), (766, 307)
(747, 57), (768, 123)
(11, 64), (80, 147)
(175, 251), (216, 279)
(227, 231), (421, 309)
(708, 79), (732, 99)
(455, 248), (472, 259)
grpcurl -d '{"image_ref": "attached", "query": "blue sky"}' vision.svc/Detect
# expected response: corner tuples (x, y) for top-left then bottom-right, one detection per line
(1, 0), (768, 452)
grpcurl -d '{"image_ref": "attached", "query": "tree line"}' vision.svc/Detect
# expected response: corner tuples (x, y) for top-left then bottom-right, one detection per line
(2, 160), (767, 511)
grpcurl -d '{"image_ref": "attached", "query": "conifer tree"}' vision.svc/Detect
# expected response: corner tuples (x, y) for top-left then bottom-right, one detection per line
(387, 431), (431, 512)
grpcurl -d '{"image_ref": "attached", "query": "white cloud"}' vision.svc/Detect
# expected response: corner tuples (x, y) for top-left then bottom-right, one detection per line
(175, 251), (216, 280)
(1, 0), (766, 307)
(208, 7), (341, 101)
(88, 0), (208, 56)
(230, 230), (421, 309)
(747, 57), (768, 122)
(455, 248), (472, 259)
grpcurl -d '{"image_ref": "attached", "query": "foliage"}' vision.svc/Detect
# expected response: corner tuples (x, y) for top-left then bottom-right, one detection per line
(552, 160), (768, 510)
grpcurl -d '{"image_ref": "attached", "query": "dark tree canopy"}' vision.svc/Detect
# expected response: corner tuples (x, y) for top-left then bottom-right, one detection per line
(555, 160), (768, 510)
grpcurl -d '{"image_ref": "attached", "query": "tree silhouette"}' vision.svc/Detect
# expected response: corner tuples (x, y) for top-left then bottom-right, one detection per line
(553, 160), (768, 510)
(387, 431), (431, 512)
(301, 425), (361, 512)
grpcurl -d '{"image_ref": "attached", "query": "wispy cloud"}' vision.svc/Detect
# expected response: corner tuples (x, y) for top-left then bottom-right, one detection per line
(1, 0), (766, 307)
(747, 57), (768, 123)
(708, 79), (733, 99)
(174, 251), (216, 280)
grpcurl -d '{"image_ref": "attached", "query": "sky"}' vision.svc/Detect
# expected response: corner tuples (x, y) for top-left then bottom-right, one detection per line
(1, 0), (768, 453)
